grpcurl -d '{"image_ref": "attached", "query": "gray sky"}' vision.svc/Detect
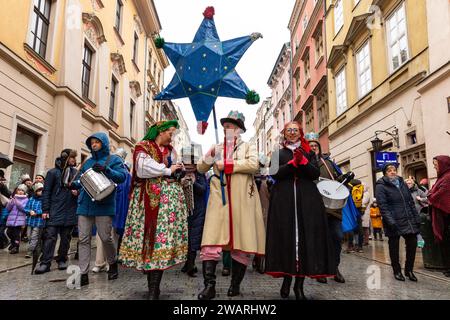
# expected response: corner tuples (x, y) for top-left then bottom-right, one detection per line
(154, 0), (295, 152)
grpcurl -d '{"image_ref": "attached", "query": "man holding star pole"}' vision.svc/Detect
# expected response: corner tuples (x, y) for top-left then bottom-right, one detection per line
(197, 111), (266, 300)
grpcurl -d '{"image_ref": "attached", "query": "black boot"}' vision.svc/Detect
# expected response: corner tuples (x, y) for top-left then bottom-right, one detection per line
(280, 276), (292, 299)
(147, 270), (164, 300)
(80, 274), (89, 287)
(334, 268), (345, 283)
(227, 259), (247, 297)
(186, 251), (197, 277)
(198, 260), (217, 300)
(293, 277), (307, 300)
(107, 262), (119, 280)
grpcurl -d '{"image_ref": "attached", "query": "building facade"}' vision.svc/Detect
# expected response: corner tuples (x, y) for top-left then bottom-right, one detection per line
(253, 98), (273, 158)
(172, 103), (191, 157)
(289, 0), (330, 152)
(325, 0), (430, 192)
(416, 0), (450, 185)
(0, 0), (168, 187)
(267, 43), (292, 150)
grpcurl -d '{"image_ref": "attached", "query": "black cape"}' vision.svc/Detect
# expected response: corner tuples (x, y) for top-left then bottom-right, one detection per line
(265, 147), (336, 278)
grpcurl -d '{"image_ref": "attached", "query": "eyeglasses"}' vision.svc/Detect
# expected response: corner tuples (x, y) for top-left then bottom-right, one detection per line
(286, 128), (299, 134)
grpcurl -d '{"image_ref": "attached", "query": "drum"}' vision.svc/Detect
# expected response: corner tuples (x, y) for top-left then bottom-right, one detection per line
(80, 168), (116, 202)
(316, 179), (349, 210)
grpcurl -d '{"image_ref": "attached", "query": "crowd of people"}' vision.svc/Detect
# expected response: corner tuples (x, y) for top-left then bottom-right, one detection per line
(0, 112), (449, 300)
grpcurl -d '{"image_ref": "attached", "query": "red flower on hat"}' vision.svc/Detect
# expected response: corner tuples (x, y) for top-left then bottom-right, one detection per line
(203, 6), (215, 19)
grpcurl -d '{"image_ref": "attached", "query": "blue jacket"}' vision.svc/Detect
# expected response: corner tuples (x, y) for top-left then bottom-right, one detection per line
(113, 167), (132, 235)
(73, 132), (127, 216)
(188, 172), (208, 252)
(24, 196), (45, 228)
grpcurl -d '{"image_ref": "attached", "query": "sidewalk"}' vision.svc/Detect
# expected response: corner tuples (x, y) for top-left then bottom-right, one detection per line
(347, 237), (450, 283)
(0, 237), (94, 274)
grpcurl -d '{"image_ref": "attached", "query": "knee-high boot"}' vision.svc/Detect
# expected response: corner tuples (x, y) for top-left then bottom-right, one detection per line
(147, 270), (164, 300)
(198, 260), (217, 300)
(227, 259), (247, 297)
(280, 276), (292, 298)
(293, 277), (307, 300)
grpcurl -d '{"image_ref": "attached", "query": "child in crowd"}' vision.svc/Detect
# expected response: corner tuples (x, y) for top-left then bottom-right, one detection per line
(370, 199), (383, 241)
(5, 184), (29, 254)
(24, 183), (45, 258)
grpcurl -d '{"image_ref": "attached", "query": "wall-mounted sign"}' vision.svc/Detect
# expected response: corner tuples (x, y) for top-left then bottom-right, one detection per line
(375, 152), (398, 170)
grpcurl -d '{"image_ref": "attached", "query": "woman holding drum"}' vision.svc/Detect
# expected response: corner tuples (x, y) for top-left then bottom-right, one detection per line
(119, 120), (188, 300)
(264, 121), (335, 300)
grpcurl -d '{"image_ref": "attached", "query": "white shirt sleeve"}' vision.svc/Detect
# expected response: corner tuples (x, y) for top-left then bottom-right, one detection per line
(136, 152), (171, 178)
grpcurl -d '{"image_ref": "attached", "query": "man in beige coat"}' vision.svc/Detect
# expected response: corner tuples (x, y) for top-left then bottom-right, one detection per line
(197, 111), (266, 300)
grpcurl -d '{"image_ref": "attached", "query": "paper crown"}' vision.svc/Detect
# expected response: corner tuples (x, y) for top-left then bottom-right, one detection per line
(305, 132), (319, 141)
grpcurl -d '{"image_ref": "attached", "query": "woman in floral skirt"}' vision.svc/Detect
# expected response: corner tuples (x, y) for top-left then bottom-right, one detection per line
(119, 120), (188, 300)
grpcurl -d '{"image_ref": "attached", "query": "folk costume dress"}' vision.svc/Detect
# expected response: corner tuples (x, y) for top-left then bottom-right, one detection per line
(265, 141), (336, 278)
(197, 138), (266, 259)
(119, 140), (188, 271)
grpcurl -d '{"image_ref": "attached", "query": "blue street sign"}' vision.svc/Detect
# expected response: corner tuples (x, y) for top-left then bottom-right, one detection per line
(375, 152), (398, 169)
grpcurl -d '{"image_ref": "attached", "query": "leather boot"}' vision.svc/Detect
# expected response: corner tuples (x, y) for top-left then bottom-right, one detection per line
(147, 270), (164, 300)
(198, 260), (217, 300)
(334, 268), (345, 283)
(280, 276), (292, 299)
(293, 277), (307, 300)
(107, 262), (119, 280)
(186, 251), (197, 277)
(227, 259), (247, 297)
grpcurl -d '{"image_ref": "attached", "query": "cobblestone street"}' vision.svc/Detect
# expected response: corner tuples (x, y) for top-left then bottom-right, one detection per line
(0, 239), (449, 300)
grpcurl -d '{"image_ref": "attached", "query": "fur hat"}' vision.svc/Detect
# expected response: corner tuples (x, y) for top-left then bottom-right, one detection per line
(60, 149), (77, 159)
(16, 184), (28, 193)
(33, 182), (44, 192)
(20, 174), (31, 183)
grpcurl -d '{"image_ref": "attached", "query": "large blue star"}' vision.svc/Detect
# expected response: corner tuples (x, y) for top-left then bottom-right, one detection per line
(154, 7), (261, 134)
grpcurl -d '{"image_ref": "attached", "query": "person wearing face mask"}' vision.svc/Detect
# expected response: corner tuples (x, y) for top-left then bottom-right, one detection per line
(196, 111), (265, 300)
(34, 149), (79, 274)
(119, 121), (188, 300)
(375, 163), (421, 282)
(265, 122), (335, 300)
(70, 133), (128, 286)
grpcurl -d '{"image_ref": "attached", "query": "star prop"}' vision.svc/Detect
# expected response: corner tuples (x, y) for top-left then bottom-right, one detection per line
(154, 6), (262, 134)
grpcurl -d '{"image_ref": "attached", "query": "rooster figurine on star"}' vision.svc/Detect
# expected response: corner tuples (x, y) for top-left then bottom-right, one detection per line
(154, 6), (262, 134)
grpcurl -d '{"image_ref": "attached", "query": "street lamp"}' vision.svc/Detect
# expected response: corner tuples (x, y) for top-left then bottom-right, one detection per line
(371, 127), (400, 152)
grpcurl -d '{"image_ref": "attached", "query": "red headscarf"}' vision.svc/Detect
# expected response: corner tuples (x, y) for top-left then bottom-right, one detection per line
(428, 155), (450, 242)
(281, 121), (311, 153)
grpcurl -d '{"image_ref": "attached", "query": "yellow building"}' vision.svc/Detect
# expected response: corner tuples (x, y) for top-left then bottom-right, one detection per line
(0, 0), (168, 186)
(325, 0), (430, 190)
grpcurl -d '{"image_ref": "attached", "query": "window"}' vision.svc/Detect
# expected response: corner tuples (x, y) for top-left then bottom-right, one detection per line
(314, 34), (324, 62)
(334, 0), (344, 35)
(109, 77), (118, 120)
(335, 68), (347, 116)
(317, 86), (329, 131)
(305, 104), (314, 133)
(407, 131), (417, 145)
(356, 42), (372, 97)
(133, 32), (139, 63)
(130, 100), (135, 137)
(115, 0), (123, 31)
(304, 55), (310, 81)
(148, 50), (153, 73)
(303, 14), (309, 32)
(10, 127), (39, 190)
(30, 0), (51, 58)
(82, 45), (93, 99)
(386, 3), (409, 72)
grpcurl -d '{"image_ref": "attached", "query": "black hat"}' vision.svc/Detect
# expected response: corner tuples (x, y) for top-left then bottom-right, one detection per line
(382, 163), (399, 175)
(220, 111), (246, 132)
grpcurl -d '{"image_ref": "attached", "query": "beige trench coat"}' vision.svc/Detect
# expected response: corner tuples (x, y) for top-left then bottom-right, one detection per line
(197, 139), (266, 255)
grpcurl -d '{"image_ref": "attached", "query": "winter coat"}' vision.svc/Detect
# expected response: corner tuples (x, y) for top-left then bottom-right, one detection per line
(370, 207), (383, 229)
(197, 139), (265, 255)
(42, 161), (78, 227)
(73, 132), (127, 216)
(24, 195), (45, 228)
(375, 176), (420, 237)
(112, 167), (132, 236)
(187, 172), (207, 252)
(6, 195), (29, 227)
(265, 147), (336, 277)
(409, 185), (428, 214)
(361, 186), (371, 228)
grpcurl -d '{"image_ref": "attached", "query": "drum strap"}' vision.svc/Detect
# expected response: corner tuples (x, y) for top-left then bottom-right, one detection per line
(321, 158), (335, 181)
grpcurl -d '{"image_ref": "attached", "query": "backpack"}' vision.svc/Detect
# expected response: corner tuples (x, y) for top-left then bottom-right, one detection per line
(352, 184), (364, 208)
